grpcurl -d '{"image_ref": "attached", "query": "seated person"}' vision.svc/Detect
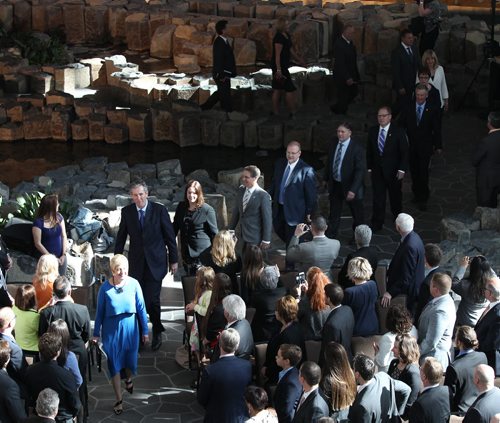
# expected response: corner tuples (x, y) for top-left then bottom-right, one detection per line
(12, 285), (40, 355)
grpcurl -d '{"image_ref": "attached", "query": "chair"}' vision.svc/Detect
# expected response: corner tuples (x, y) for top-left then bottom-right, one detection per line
(279, 271), (299, 291)
(305, 340), (321, 364)
(194, 311), (209, 386)
(351, 335), (381, 359)
(376, 300), (389, 334)
(254, 342), (268, 387)
(374, 264), (387, 297)
(329, 264), (342, 283)
(246, 307), (256, 325)
(71, 281), (96, 310)
(181, 275), (197, 369)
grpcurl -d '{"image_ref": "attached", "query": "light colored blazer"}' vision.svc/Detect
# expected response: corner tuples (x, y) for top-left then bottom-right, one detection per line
(286, 236), (340, 274)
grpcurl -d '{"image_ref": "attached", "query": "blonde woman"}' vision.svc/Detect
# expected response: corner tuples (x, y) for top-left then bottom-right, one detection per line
(32, 254), (59, 309)
(421, 49), (448, 111)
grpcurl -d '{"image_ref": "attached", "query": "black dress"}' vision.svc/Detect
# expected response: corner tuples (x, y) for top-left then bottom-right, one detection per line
(271, 31), (296, 92)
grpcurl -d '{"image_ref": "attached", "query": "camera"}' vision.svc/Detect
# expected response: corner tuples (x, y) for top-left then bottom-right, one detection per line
(295, 272), (306, 286)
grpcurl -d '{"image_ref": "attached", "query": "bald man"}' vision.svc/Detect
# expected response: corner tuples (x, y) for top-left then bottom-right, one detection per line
(0, 307), (27, 385)
(463, 364), (500, 423)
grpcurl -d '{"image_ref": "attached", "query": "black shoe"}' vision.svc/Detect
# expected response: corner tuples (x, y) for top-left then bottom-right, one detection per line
(152, 334), (162, 351)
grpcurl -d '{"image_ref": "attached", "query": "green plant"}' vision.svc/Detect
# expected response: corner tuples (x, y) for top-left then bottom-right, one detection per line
(58, 199), (78, 222)
(14, 192), (44, 221)
(0, 196), (12, 229)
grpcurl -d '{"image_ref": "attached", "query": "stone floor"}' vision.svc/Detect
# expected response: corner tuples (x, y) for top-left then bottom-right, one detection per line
(86, 107), (487, 422)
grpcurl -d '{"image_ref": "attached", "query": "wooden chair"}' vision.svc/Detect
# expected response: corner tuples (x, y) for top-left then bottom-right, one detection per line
(305, 340), (322, 364)
(246, 307), (256, 325)
(181, 275), (197, 369)
(279, 271), (299, 293)
(254, 342), (268, 387)
(374, 264), (388, 297)
(351, 335), (382, 360)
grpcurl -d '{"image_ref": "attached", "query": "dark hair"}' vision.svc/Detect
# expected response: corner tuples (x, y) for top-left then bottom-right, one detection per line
(418, 67), (431, 77)
(324, 283), (344, 307)
(215, 20), (228, 35)
(386, 304), (413, 334)
(488, 111), (500, 129)
(353, 354), (375, 381)
(35, 194), (59, 225)
(455, 326), (479, 350)
(243, 165), (261, 179)
(468, 255), (491, 303)
(300, 361), (322, 386)
(415, 83), (429, 92)
(15, 284), (37, 311)
(47, 319), (70, 369)
(378, 105), (392, 115)
(53, 276), (71, 299)
(244, 385), (268, 412)
(39, 332), (62, 361)
(184, 180), (205, 208)
(276, 295), (299, 323)
(0, 340), (10, 368)
(395, 334), (420, 364)
(400, 28), (413, 39)
(311, 216), (328, 233)
(424, 243), (442, 267)
(201, 273), (232, 339)
(129, 179), (148, 193)
(338, 122), (353, 132)
(242, 245), (263, 291)
(279, 344), (302, 366)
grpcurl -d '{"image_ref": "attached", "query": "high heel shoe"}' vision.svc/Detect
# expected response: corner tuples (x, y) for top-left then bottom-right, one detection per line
(125, 379), (134, 394)
(113, 400), (123, 415)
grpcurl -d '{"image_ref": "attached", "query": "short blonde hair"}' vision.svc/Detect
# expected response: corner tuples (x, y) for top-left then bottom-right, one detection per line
(110, 254), (129, 273)
(35, 254), (59, 289)
(422, 49), (440, 69)
(347, 257), (373, 282)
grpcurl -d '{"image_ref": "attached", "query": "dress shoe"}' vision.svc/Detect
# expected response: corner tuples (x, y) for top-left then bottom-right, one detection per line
(152, 334), (162, 351)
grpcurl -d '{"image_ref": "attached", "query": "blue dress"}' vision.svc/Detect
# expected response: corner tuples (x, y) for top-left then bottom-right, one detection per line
(33, 213), (64, 257)
(343, 280), (379, 337)
(93, 277), (148, 377)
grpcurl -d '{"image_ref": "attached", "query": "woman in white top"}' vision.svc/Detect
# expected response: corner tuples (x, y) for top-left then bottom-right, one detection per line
(245, 386), (278, 423)
(422, 49), (449, 111)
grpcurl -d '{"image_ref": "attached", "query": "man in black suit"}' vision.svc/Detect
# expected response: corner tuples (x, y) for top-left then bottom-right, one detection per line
(367, 105), (409, 231)
(198, 328), (252, 423)
(409, 357), (450, 423)
(382, 213), (425, 314)
(201, 20), (236, 113)
(475, 276), (500, 376)
(320, 284), (354, 364)
(331, 23), (360, 115)
(337, 224), (379, 289)
(0, 306), (27, 385)
(0, 340), (26, 423)
(463, 364), (500, 423)
(25, 333), (81, 422)
(274, 344), (303, 423)
(115, 180), (178, 351)
(323, 122), (366, 239)
(473, 111), (500, 207)
(349, 354), (411, 422)
(398, 83), (442, 210)
(269, 141), (317, 246)
(23, 388), (59, 423)
(391, 29), (420, 114)
(414, 243), (443, 323)
(292, 361), (329, 423)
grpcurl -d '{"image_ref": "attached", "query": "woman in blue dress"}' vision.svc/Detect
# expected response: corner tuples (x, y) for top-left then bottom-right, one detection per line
(93, 254), (149, 415)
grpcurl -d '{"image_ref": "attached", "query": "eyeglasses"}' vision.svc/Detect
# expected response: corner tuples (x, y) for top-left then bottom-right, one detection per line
(377, 114), (391, 117)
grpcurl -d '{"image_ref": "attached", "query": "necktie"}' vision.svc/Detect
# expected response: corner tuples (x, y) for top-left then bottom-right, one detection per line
(477, 304), (491, 323)
(278, 165), (291, 205)
(378, 128), (386, 155)
(407, 47), (412, 57)
(332, 142), (344, 181)
(139, 209), (145, 228)
(296, 392), (306, 411)
(242, 189), (251, 212)
(416, 105), (423, 125)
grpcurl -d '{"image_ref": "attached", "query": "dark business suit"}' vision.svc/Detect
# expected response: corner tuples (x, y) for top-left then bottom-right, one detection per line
(319, 305), (355, 365)
(408, 385), (451, 423)
(366, 123), (409, 229)
(337, 246), (379, 289)
(0, 333), (27, 385)
(0, 368), (26, 423)
(269, 158), (317, 245)
(197, 355), (252, 423)
(250, 286), (286, 342)
(324, 138), (366, 238)
(274, 367), (302, 423)
(348, 372), (411, 422)
(387, 230), (425, 313)
(474, 303), (500, 376)
(201, 35), (236, 112)
(388, 360), (421, 417)
(212, 318), (254, 362)
(413, 266), (441, 324)
(463, 387), (500, 423)
(230, 186), (272, 247)
(398, 100), (442, 203)
(22, 417), (56, 423)
(472, 129), (500, 207)
(332, 36), (360, 114)
(391, 43), (420, 113)
(292, 388), (329, 423)
(115, 200), (178, 336)
(413, 82), (441, 109)
(444, 350), (488, 414)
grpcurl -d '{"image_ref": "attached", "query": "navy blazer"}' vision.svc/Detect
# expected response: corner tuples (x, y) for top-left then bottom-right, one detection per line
(212, 319), (254, 362)
(391, 43), (419, 93)
(0, 369), (26, 423)
(213, 36), (236, 80)
(408, 385), (451, 423)
(197, 355), (252, 423)
(269, 158), (317, 226)
(114, 201), (178, 282)
(320, 305), (355, 365)
(337, 246), (379, 289)
(0, 333), (27, 384)
(292, 388), (330, 423)
(274, 367), (302, 423)
(474, 303), (500, 376)
(463, 387), (500, 423)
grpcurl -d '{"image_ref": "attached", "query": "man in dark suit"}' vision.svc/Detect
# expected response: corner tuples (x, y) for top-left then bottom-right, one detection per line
(398, 83), (442, 210)
(200, 20), (236, 113)
(473, 111), (500, 208)
(382, 213), (425, 313)
(349, 354), (411, 422)
(323, 122), (366, 239)
(337, 224), (379, 289)
(269, 141), (317, 246)
(414, 243), (443, 323)
(331, 23), (360, 115)
(0, 306), (27, 385)
(274, 344), (303, 423)
(391, 29), (420, 114)
(286, 216), (340, 274)
(22, 388), (59, 423)
(292, 361), (329, 423)
(115, 180), (178, 351)
(320, 284), (354, 364)
(0, 340), (26, 423)
(230, 165), (272, 251)
(475, 276), (500, 376)
(198, 328), (252, 423)
(463, 364), (500, 423)
(367, 106), (408, 231)
(25, 333), (81, 422)
(409, 357), (450, 423)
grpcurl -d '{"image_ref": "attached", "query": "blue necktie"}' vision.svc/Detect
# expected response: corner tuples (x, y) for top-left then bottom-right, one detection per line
(378, 128), (386, 155)
(416, 105), (423, 125)
(332, 142), (344, 181)
(139, 209), (145, 228)
(278, 165), (291, 205)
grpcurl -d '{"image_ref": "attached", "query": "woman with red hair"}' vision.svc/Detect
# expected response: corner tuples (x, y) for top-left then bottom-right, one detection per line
(298, 267), (331, 340)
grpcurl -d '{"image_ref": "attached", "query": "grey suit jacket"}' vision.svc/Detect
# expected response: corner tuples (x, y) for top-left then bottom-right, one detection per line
(418, 293), (456, 369)
(230, 186), (272, 246)
(286, 236), (340, 273)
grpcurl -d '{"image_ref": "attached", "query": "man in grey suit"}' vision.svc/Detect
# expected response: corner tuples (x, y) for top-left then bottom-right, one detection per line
(230, 165), (272, 251)
(418, 272), (456, 370)
(463, 364), (500, 423)
(286, 216), (340, 274)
